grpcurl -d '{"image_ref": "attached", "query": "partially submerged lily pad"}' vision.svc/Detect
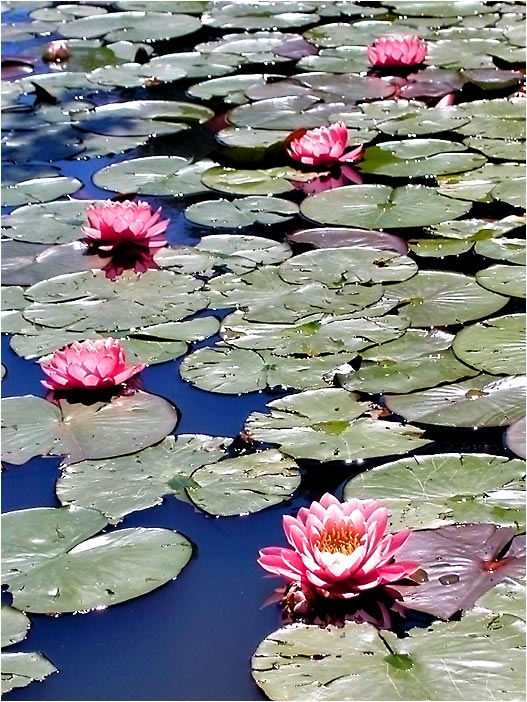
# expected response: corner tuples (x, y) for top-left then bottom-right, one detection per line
(1, 606), (30, 648)
(1, 652), (57, 695)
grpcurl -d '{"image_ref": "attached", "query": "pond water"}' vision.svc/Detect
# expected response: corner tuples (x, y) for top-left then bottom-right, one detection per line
(1, 1), (525, 701)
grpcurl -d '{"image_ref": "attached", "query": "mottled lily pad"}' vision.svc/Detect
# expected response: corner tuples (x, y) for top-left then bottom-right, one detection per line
(185, 196), (298, 229)
(1, 199), (95, 245)
(438, 163), (526, 209)
(453, 314), (526, 375)
(1, 606), (30, 648)
(1, 652), (57, 695)
(201, 165), (300, 196)
(343, 453), (526, 530)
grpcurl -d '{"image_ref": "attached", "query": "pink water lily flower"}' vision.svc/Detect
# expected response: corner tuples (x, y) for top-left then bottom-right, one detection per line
(258, 493), (419, 599)
(368, 35), (427, 68)
(83, 200), (169, 253)
(287, 122), (364, 167)
(40, 338), (146, 391)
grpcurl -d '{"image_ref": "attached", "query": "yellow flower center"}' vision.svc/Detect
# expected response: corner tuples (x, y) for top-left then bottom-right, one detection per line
(316, 525), (361, 555)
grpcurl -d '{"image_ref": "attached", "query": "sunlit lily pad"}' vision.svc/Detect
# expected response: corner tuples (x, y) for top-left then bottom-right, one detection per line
(384, 375), (526, 428)
(464, 136), (526, 162)
(93, 156), (216, 196)
(187, 73), (285, 105)
(287, 227), (408, 254)
(505, 417), (526, 459)
(427, 215), (525, 242)
(300, 185), (472, 229)
(438, 162), (526, 208)
(453, 314), (526, 374)
(252, 610), (525, 701)
(201, 165), (299, 196)
(361, 100), (471, 137)
(202, 2), (318, 30)
(245, 388), (430, 462)
(196, 31), (299, 65)
(56, 434), (232, 523)
(476, 264), (526, 298)
(149, 51), (242, 80)
(1, 392), (178, 465)
(187, 450), (301, 516)
(474, 237), (526, 264)
(343, 452), (526, 530)
(475, 578), (527, 619)
(1, 652), (57, 694)
(58, 11), (201, 42)
(1, 606), (30, 648)
(382, 270), (509, 327)
(297, 45), (369, 73)
(1, 199), (94, 244)
(185, 196), (298, 229)
(333, 329), (479, 394)
(408, 237), (472, 258)
(87, 62), (186, 89)
(1, 176), (82, 207)
(2, 506), (192, 614)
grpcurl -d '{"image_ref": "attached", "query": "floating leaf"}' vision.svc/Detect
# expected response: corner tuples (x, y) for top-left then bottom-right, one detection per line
(187, 73), (285, 105)
(1, 199), (94, 245)
(384, 375), (526, 428)
(185, 196), (298, 229)
(474, 237), (526, 265)
(288, 227), (408, 254)
(343, 453), (526, 531)
(361, 100), (471, 137)
(1, 176), (82, 207)
(453, 314), (526, 375)
(187, 450), (301, 516)
(1, 392), (178, 465)
(438, 162), (526, 209)
(1, 606), (30, 648)
(1, 652), (57, 694)
(202, 3), (318, 30)
(300, 184), (472, 229)
(201, 165), (297, 196)
(476, 264), (526, 298)
(245, 388), (431, 462)
(2, 507), (192, 614)
(505, 417), (526, 459)
(56, 434), (232, 523)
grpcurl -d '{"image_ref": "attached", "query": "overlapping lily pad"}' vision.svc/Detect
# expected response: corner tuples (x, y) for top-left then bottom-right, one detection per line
(438, 163), (526, 209)
(1, 606), (30, 648)
(245, 388), (431, 462)
(185, 196), (298, 229)
(1, 652), (57, 695)
(505, 417), (526, 459)
(1, 392), (178, 465)
(2, 506), (192, 614)
(452, 314), (526, 374)
(475, 264), (526, 298)
(384, 375), (526, 428)
(1, 176), (82, 207)
(343, 453), (526, 530)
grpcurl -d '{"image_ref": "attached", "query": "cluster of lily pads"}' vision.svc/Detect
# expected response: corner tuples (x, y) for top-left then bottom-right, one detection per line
(1, 0), (526, 700)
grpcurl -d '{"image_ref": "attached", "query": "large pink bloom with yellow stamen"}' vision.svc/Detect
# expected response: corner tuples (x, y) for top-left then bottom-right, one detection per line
(287, 122), (364, 167)
(258, 493), (419, 599)
(367, 34), (427, 68)
(83, 200), (169, 253)
(40, 338), (145, 391)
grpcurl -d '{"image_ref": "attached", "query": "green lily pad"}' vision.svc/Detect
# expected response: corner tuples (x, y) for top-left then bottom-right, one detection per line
(201, 165), (299, 196)
(384, 374), (526, 428)
(87, 62), (186, 89)
(474, 237), (526, 264)
(1, 176), (82, 207)
(505, 417), (526, 459)
(202, 3), (318, 30)
(30, 4), (108, 21)
(56, 434), (232, 523)
(438, 163), (526, 208)
(1, 199), (95, 245)
(343, 452), (526, 530)
(245, 388), (431, 462)
(476, 264), (526, 298)
(333, 329), (479, 394)
(58, 10), (201, 42)
(453, 314), (526, 374)
(2, 507), (192, 614)
(288, 227), (408, 254)
(149, 51), (242, 80)
(187, 73), (285, 105)
(92, 156), (216, 196)
(252, 611), (526, 701)
(297, 45), (370, 73)
(1, 392), (178, 465)
(359, 139), (486, 178)
(196, 31), (299, 65)
(1, 606), (30, 648)
(300, 184), (472, 229)
(187, 450), (301, 516)
(464, 136), (526, 161)
(408, 238), (472, 257)
(475, 578), (527, 619)
(382, 270), (509, 327)
(426, 216), (525, 242)
(185, 196), (298, 229)
(1, 652), (57, 695)
(361, 100), (472, 137)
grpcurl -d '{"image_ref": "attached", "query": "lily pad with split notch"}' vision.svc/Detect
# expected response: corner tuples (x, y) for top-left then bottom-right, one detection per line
(200, 165), (299, 196)
(1, 199), (95, 245)
(1, 176), (82, 207)
(1, 653), (57, 694)
(475, 265), (526, 299)
(184, 197), (298, 229)
(453, 314), (526, 375)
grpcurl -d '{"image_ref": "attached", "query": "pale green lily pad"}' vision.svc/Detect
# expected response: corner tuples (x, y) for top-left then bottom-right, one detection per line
(187, 74), (285, 105)
(196, 31), (299, 64)
(1, 176), (82, 207)
(56, 434), (232, 523)
(185, 196), (298, 229)
(92, 156), (216, 196)
(201, 166), (299, 196)
(2, 507), (192, 614)
(408, 238), (472, 257)
(427, 38), (502, 69)
(476, 264), (526, 298)
(361, 100), (472, 137)
(279, 248), (417, 286)
(297, 45), (370, 73)
(58, 10), (201, 42)
(1, 199), (95, 245)
(438, 163), (526, 208)
(221, 310), (408, 357)
(475, 579), (526, 620)
(206, 267), (384, 323)
(385, 375), (526, 428)
(15, 71), (96, 102)
(343, 453), (526, 530)
(30, 4), (108, 21)
(455, 97), (526, 140)
(202, 3), (318, 30)
(1, 652), (57, 694)
(464, 136), (526, 162)
(304, 20), (426, 48)
(334, 329), (479, 394)
(453, 314), (526, 375)
(300, 184), (472, 229)
(1, 606), (30, 648)
(426, 215), (525, 242)
(505, 417), (526, 459)
(252, 611), (525, 701)
(474, 237), (526, 264)
(1, 392), (178, 465)
(149, 51), (242, 80)
(87, 62), (186, 89)
(215, 127), (293, 158)
(9, 328), (105, 360)
(245, 388), (430, 462)
(187, 450), (301, 516)
(382, 270), (509, 327)
(359, 139), (486, 178)
(116, 1), (209, 12)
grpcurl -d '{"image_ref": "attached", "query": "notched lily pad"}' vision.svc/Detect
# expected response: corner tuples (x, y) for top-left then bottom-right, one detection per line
(1, 652), (57, 694)
(185, 196), (298, 229)
(452, 314), (526, 375)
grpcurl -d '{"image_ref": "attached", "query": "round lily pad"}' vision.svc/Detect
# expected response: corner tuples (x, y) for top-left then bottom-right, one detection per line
(187, 73), (285, 105)
(474, 238), (526, 265)
(1, 176), (82, 207)
(187, 450), (301, 516)
(505, 417), (526, 459)
(1, 606), (30, 648)
(201, 165), (298, 196)
(343, 452), (526, 530)
(300, 184), (472, 229)
(384, 374), (526, 428)
(452, 314), (526, 375)
(382, 270), (509, 327)
(2, 506), (192, 614)
(476, 264), (526, 298)
(185, 196), (298, 229)
(287, 227), (408, 254)
(202, 3), (318, 30)
(180, 346), (268, 394)
(361, 100), (472, 137)
(1, 199), (95, 244)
